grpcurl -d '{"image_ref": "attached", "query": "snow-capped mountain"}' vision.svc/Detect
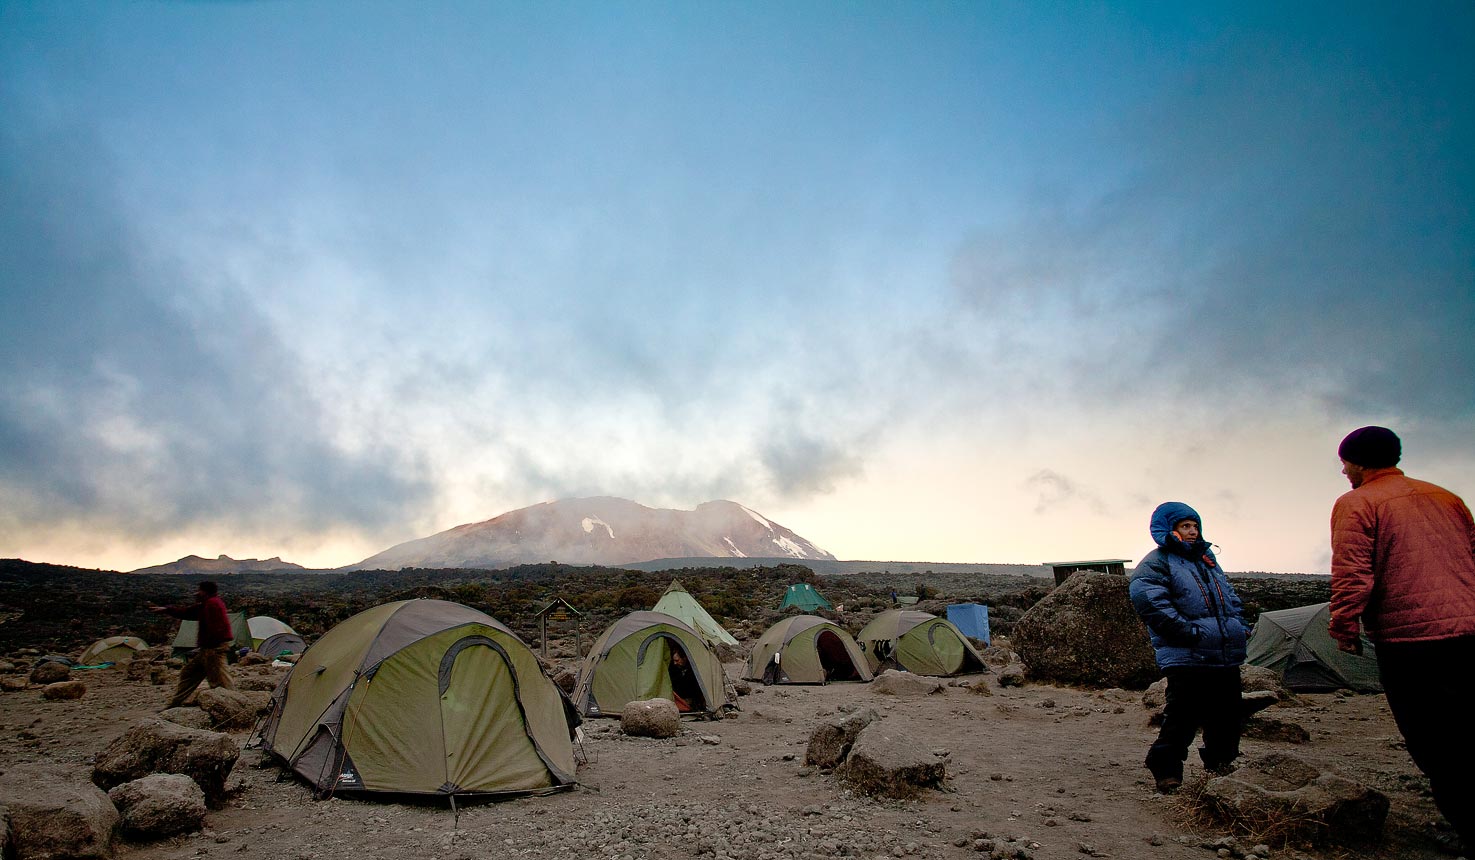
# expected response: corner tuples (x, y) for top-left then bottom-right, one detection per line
(346, 497), (835, 571)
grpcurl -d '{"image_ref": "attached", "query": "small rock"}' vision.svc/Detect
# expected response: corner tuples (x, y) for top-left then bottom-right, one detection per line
(42, 680), (87, 700)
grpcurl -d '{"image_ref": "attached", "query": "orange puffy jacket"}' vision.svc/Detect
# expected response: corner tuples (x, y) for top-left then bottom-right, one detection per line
(1330, 468), (1475, 645)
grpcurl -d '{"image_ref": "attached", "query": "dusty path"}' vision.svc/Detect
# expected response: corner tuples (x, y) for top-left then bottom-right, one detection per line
(0, 663), (1451, 860)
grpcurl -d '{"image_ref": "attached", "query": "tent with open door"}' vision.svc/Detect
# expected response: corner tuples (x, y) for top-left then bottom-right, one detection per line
(857, 609), (987, 676)
(744, 616), (872, 684)
(1246, 602), (1382, 692)
(572, 611), (728, 717)
(172, 612), (251, 657)
(257, 599), (578, 799)
(651, 580), (739, 646)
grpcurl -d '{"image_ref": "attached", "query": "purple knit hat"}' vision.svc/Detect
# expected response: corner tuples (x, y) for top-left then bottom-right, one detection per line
(1338, 426), (1401, 468)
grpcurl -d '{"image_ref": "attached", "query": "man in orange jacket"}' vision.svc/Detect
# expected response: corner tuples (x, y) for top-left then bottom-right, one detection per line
(1330, 426), (1475, 852)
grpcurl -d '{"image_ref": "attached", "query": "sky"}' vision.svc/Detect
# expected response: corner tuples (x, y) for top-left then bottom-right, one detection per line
(2, 1), (1471, 574)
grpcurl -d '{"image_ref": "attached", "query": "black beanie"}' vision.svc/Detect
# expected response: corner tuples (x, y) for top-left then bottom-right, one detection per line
(1338, 426), (1401, 468)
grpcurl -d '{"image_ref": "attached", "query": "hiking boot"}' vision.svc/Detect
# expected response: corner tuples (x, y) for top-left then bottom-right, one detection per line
(1240, 691), (1279, 718)
(1154, 776), (1182, 795)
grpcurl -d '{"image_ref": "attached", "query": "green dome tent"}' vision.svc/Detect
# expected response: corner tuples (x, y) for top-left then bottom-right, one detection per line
(744, 616), (872, 685)
(1246, 602), (1382, 693)
(651, 580), (739, 647)
(573, 611), (728, 717)
(258, 599), (578, 799)
(857, 609), (987, 676)
(779, 582), (832, 612)
(78, 636), (148, 666)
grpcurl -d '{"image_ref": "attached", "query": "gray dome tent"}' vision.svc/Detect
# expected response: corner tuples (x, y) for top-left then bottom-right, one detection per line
(1245, 602), (1382, 692)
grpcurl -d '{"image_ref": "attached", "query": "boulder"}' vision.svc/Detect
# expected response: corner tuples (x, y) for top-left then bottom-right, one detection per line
(551, 667), (577, 694)
(106, 773), (207, 839)
(0, 658), (16, 673)
(124, 660), (153, 682)
(979, 645), (1014, 669)
(2, 677), (29, 692)
(1239, 664), (1294, 703)
(1201, 753), (1388, 844)
(197, 688), (270, 730)
(92, 718), (239, 808)
(804, 708), (880, 768)
(41, 680), (86, 700)
(29, 661), (70, 685)
(159, 708), (215, 730)
(996, 664), (1027, 687)
(839, 725), (948, 799)
(0, 762), (118, 859)
(620, 699), (681, 738)
(232, 674), (280, 693)
(237, 653), (269, 666)
(870, 669), (945, 696)
(1242, 716), (1311, 744)
(1011, 572), (1159, 689)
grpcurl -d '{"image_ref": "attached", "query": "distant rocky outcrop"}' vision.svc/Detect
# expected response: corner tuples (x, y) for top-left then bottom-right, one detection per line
(347, 497), (835, 571)
(129, 555), (306, 576)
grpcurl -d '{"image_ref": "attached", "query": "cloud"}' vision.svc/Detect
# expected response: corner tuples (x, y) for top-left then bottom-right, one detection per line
(0, 113), (432, 552)
(949, 6), (1475, 431)
(1025, 469), (1108, 516)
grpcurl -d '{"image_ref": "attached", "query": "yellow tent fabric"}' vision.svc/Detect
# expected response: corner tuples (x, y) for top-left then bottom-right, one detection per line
(258, 599), (577, 798)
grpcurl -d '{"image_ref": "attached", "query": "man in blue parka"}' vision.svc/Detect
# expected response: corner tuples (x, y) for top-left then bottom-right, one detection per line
(1128, 502), (1249, 793)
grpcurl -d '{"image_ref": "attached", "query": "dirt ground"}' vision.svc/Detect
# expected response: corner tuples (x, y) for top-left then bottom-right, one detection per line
(0, 660), (1455, 860)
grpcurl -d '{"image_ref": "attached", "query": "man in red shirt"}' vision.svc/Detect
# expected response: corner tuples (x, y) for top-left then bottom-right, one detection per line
(1330, 426), (1475, 852)
(150, 581), (236, 709)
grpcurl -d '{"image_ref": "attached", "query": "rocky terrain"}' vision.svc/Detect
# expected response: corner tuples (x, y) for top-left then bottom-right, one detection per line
(0, 649), (1455, 860)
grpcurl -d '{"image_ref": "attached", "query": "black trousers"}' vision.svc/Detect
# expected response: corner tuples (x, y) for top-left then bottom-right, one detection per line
(1146, 666), (1243, 780)
(1377, 634), (1475, 848)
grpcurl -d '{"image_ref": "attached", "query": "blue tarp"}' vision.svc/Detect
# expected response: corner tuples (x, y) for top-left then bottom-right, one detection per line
(946, 604), (990, 644)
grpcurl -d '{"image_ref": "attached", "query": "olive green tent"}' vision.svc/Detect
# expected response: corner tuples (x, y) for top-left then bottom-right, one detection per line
(572, 611), (728, 717)
(172, 611), (251, 657)
(1246, 602), (1382, 693)
(651, 580), (739, 647)
(744, 616), (873, 685)
(779, 583), (832, 612)
(78, 636), (148, 666)
(857, 609), (987, 676)
(258, 599), (578, 799)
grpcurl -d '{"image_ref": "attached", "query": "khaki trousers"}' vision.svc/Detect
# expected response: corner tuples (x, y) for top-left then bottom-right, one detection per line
(167, 646), (235, 709)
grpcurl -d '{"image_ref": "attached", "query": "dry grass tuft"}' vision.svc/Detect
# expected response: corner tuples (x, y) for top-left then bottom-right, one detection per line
(1172, 775), (1330, 850)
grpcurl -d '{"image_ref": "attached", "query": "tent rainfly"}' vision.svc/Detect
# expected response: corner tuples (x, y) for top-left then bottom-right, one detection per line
(1246, 602), (1382, 693)
(651, 580), (738, 646)
(78, 636), (148, 666)
(572, 611), (728, 718)
(258, 599), (578, 799)
(779, 583), (832, 612)
(946, 604), (991, 645)
(247, 616), (297, 649)
(857, 609), (988, 677)
(744, 616), (872, 685)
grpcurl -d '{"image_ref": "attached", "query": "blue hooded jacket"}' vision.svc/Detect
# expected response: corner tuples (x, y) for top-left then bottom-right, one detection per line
(1127, 502), (1247, 669)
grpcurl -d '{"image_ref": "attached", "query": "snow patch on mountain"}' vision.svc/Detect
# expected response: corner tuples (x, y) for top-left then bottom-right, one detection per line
(723, 537), (748, 558)
(741, 504), (774, 531)
(771, 535), (808, 558)
(582, 516), (614, 539)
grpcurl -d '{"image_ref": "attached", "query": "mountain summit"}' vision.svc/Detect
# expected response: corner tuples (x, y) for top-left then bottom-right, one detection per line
(347, 497), (834, 571)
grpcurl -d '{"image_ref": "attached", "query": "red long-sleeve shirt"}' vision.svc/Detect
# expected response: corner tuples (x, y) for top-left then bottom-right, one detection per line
(165, 594), (234, 649)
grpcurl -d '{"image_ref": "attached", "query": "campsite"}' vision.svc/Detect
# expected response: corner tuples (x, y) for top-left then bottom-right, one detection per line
(0, 559), (1456, 860)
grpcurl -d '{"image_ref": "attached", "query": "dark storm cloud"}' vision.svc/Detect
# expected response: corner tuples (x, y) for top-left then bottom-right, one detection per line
(953, 4), (1475, 426)
(0, 117), (431, 545)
